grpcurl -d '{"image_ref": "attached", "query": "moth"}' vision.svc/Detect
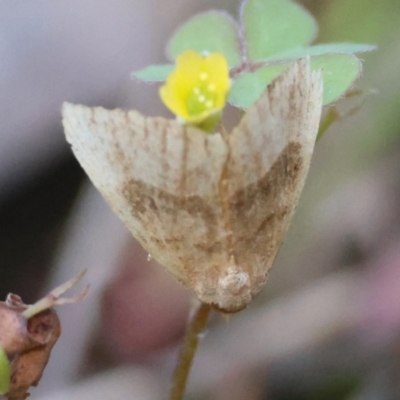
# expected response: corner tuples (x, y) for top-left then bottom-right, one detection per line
(62, 58), (323, 313)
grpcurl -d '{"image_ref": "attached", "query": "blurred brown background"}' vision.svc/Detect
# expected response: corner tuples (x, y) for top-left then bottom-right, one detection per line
(1, 1), (400, 399)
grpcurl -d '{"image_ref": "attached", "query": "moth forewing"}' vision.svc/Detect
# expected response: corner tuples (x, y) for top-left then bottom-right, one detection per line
(62, 103), (230, 286)
(219, 58), (323, 310)
(62, 58), (323, 313)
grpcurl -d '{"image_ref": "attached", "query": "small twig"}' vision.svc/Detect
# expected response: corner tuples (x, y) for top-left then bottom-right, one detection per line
(22, 270), (89, 319)
(169, 302), (212, 400)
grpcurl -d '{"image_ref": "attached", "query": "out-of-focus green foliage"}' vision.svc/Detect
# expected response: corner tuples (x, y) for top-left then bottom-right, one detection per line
(274, 0), (400, 296)
(0, 346), (10, 395)
(315, 0), (400, 160)
(317, 0), (400, 43)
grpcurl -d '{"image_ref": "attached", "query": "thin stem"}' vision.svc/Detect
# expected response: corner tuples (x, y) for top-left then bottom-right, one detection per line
(22, 270), (89, 319)
(169, 302), (212, 400)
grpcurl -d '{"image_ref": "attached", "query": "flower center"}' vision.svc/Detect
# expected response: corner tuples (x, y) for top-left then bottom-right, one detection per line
(186, 72), (218, 116)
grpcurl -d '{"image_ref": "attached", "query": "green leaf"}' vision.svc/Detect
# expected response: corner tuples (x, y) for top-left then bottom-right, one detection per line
(131, 64), (174, 82)
(167, 11), (242, 68)
(311, 53), (361, 105)
(228, 72), (267, 109)
(228, 53), (362, 109)
(0, 346), (10, 395)
(255, 63), (292, 84)
(266, 43), (377, 62)
(228, 63), (289, 109)
(242, 0), (318, 61)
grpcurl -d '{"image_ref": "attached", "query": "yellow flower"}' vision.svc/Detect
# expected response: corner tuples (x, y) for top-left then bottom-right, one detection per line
(159, 50), (231, 126)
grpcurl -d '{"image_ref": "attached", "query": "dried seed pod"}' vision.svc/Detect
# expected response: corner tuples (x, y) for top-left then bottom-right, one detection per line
(0, 296), (61, 400)
(0, 272), (88, 400)
(62, 58), (323, 312)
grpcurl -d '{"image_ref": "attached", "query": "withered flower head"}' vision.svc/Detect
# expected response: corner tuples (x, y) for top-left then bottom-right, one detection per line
(0, 272), (88, 400)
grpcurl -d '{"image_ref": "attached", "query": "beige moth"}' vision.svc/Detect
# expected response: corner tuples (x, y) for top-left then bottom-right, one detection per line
(62, 58), (323, 313)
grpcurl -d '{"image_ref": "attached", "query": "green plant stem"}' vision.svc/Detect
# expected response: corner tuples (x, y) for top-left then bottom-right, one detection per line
(169, 302), (212, 400)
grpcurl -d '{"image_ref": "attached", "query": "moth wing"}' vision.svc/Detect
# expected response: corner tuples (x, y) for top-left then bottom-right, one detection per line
(62, 105), (229, 284)
(223, 58), (323, 302)
(62, 57), (323, 313)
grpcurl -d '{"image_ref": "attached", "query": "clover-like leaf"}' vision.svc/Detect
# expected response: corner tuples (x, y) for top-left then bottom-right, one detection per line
(0, 346), (10, 395)
(258, 53), (362, 106)
(228, 72), (267, 109)
(132, 64), (174, 82)
(266, 43), (376, 62)
(229, 53), (361, 109)
(242, 0), (318, 61)
(167, 11), (241, 68)
(311, 53), (361, 105)
(228, 64), (288, 109)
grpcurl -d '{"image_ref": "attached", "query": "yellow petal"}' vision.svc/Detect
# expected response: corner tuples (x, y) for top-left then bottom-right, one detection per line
(204, 53), (230, 91)
(160, 72), (190, 119)
(159, 50), (231, 126)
